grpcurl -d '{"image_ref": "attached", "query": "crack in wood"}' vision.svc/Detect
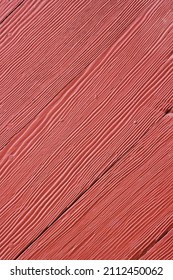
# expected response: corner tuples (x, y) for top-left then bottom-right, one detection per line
(0, 0), (25, 24)
(14, 112), (170, 259)
(133, 225), (173, 259)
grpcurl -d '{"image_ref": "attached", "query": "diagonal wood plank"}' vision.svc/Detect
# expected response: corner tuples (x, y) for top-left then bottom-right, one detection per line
(18, 115), (173, 259)
(0, 0), (172, 259)
(0, 0), (163, 149)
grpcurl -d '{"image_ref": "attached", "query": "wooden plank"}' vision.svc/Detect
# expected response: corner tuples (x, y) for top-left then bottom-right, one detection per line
(0, 0), (163, 149)
(0, 0), (172, 259)
(140, 230), (173, 260)
(18, 115), (173, 259)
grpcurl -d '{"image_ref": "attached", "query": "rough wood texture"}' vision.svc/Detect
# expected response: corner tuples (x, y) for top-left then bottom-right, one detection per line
(0, 0), (163, 149)
(0, 0), (173, 259)
(18, 116), (173, 259)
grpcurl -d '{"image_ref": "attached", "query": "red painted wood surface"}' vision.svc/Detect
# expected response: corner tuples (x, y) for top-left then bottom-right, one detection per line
(18, 116), (173, 259)
(0, 0), (173, 259)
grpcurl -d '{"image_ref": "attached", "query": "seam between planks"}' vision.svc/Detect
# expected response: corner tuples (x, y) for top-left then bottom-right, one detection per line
(14, 109), (172, 259)
(138, 225), (173, 259)
(0, 0), (25, 24)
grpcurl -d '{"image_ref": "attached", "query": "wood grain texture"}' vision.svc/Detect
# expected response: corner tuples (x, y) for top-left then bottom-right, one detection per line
(0, 0), (173, 260)
(18, 115), (173, 259)
(0, 0), (163, 149)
